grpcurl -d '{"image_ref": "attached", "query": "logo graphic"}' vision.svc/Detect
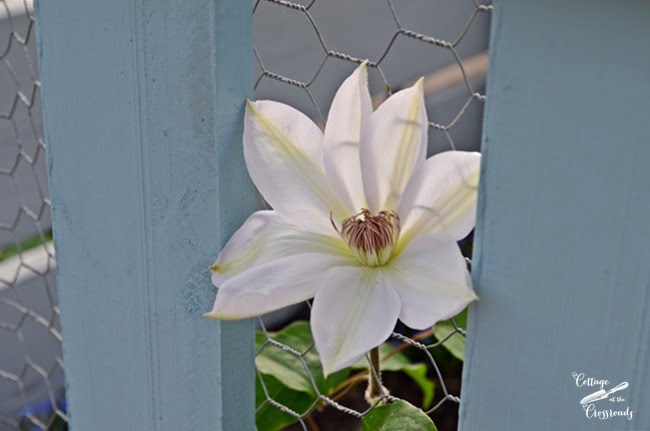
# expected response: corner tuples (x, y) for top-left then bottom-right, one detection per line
(572, 372), (634, 421)
(579, 382), (628, 405)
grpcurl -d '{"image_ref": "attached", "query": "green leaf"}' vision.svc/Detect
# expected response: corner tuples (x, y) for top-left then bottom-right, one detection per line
(255, 321), (349, 396)
(401, 365), (435, 410)
(0, 230), (52, 262)
(362, 400), (438, 431)
(255, 321), (350, 431)
(255, 373), (314, 431)
(352, 344), (435, 409)
(432, 308), (468, 361)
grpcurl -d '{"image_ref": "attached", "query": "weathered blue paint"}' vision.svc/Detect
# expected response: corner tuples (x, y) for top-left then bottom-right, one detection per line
(36, 0), (256, 429)
(460, 0), (650, 430)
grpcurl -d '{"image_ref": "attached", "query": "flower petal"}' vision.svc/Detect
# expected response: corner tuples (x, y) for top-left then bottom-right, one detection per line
(387, 234), (477, 330)
(311, 266), (400, 375)
(396, 151), (481, 250)
(205, 253), (356, 320)
(322, 62), (372, 212)
(360, 79), (428, 213)
(244, 100), (350, 234)
(210, 210), (351, 285)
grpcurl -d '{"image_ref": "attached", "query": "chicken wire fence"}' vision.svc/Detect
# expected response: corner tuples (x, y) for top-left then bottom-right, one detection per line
(253, 0), (490, 429)
(0, 0), (489, 430)
(0, 0), (67, 430)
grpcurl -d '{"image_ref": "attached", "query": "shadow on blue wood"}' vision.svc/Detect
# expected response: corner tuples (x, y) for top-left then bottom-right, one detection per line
(460, 0), (650, 430)
(36, 0), (256, 429)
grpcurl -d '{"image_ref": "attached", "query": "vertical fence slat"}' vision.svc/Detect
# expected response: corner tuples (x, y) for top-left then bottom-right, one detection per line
(35, 0), (256, 429)
(460, 0), (650, 429)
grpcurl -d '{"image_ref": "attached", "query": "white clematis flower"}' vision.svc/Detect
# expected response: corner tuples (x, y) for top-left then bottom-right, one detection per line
(205, 62), (481, 376)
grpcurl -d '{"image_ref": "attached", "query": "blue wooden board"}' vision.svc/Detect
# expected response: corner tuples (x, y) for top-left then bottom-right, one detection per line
(460, 0), (650, 430)
(35, 0), (256, 429)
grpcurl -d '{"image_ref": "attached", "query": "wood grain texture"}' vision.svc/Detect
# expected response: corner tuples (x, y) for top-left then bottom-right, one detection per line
(460, 0), (650, 430)
(35, 0), (256, 429)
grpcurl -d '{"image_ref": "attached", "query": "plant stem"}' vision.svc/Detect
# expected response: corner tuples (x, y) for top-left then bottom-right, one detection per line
(367, 346), (382, 401)
(330, 330), (436, 406)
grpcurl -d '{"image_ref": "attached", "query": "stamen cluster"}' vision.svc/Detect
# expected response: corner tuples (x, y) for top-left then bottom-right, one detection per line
(332, 209), (400, 266)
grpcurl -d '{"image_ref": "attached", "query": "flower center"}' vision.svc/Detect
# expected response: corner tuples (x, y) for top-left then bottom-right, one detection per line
(332, 209), (401, 267)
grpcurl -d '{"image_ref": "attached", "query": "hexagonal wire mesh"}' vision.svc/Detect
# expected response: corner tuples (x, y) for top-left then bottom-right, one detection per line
(253, 0), (491, 429)
(0, 0), (67, 430)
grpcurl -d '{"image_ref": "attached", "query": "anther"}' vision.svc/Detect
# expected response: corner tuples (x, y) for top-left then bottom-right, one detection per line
(332, 209), (400, 266)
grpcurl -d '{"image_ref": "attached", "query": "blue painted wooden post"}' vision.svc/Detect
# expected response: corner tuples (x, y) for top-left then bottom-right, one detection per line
(35, 0), (256, 429)
(460, 0), (650, 429)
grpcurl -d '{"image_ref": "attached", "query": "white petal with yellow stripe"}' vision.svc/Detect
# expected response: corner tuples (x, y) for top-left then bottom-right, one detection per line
(322, 62), (372, 213)
(244, 100), (351, 235)
(206, 252), (358, 320)
(387, 233), (477, 330)
(360, 79), (428, 213)
(210, 210), (353, 286)
(397, 150), (481, 250)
